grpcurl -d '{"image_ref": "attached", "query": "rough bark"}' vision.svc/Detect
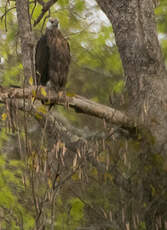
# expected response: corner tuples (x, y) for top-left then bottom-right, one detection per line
(16, 0), (34, 84)
(96, 0), (167, 152)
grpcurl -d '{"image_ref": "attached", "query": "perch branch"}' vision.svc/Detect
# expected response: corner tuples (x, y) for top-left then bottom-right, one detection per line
(0, 86), (131, 126)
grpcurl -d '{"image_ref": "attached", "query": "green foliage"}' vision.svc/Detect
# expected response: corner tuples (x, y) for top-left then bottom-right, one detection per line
(69, 198), (84, 222)
(0, 128), (8, 149)
(55, 197), (84, 230)
(155, 0), (167, 64)
(139, 222), (146, 230)
(74, 0), (85, 12)
(0, 155), (34, 229)
(1, 0), (167, 229)
(113, 80), (124, 93)
(58, 0), (69, 7)
(2, 63), (23, 86)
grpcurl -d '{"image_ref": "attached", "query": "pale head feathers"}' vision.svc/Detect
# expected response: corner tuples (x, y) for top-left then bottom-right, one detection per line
(46, 18), (59, 30)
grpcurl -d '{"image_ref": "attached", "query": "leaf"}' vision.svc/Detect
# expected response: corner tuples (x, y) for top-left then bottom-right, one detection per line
(35, 112), (43, 120)
(32, 90), (36, 97)
(66, 92), (76, 97)
(69, 198), (84, 221)
(29, 76), (33, 86)
(37, 105), (47, 114)
(48, 179), (52, 189)
(1, 113), (7, 121)
(40, 87), (47, 97)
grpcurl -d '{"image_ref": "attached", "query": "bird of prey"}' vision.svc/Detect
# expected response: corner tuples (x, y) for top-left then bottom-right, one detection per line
(35, 18), (71, 91)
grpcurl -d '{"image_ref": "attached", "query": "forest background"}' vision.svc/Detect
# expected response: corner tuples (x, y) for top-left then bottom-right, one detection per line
(0, 0), (167, 229)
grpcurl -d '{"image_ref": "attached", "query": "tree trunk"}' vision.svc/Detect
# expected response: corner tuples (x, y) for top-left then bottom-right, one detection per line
(96, 0), (167, 152)
(16, 0), (35, 85)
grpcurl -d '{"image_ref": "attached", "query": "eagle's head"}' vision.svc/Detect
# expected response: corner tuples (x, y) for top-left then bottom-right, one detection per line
(46, 18), (59, 30)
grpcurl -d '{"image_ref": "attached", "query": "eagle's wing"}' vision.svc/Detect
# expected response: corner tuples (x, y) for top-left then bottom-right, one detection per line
(35, 35), (50, 86)
(46, 29), (71, 90)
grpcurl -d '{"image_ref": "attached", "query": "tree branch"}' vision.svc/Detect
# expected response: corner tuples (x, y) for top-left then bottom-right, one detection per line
(33, 0), (58, 27)
(0, 86), (131, 126)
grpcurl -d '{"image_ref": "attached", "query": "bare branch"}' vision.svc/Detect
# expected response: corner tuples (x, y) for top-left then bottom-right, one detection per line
(0, 86), (131, 126)
(33, 0), (58, 27)
(1, 4), (16, 32)
(37, 0), (45, 6)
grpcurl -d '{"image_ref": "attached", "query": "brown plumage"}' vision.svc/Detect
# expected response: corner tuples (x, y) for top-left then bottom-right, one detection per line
(35, 19), (71, 91)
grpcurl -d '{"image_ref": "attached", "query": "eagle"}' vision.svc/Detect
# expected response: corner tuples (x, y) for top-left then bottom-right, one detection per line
(35, 18), (71, 91)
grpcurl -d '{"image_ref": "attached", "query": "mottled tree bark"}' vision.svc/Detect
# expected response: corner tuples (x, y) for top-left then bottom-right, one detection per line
(96, 0), (167, 151)
(16, 0), (34, 84)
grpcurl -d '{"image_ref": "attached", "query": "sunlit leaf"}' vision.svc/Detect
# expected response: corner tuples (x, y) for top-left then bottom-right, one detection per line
(29, 76), (33, 86)
(32, 90), (36, 97)
(40, 87), (47, 97)
(1, 113), (7, 121)
(48, 179), (52, 189)
(37, 105), (47, 114)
